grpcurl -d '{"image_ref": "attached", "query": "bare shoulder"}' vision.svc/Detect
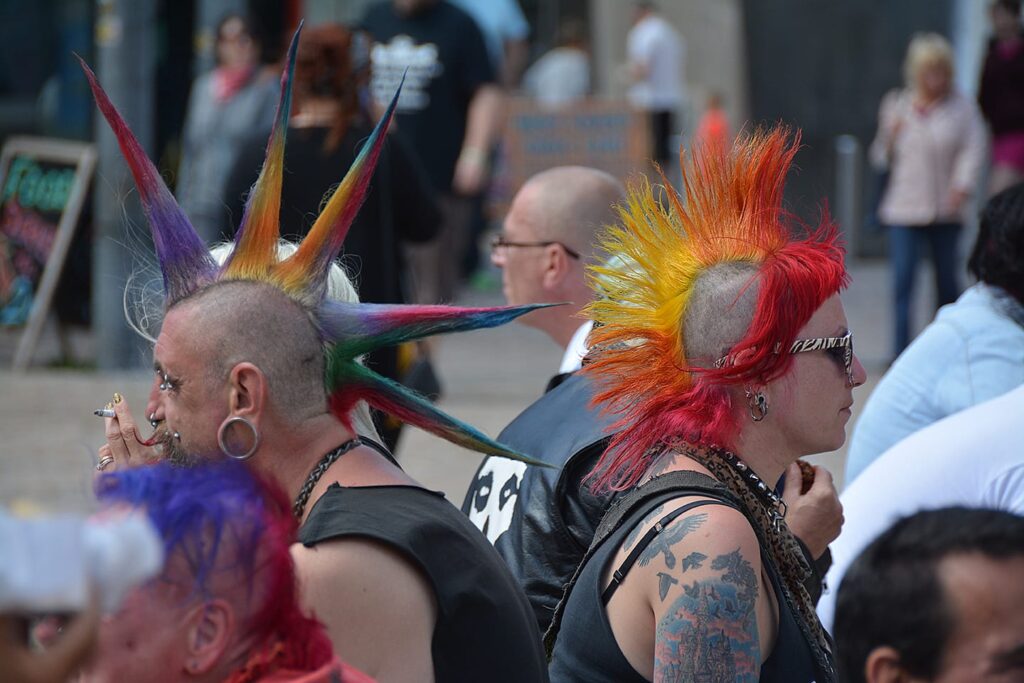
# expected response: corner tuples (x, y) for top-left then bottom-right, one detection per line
(293, 538), (438, 682)
(623, 498), (763, 682)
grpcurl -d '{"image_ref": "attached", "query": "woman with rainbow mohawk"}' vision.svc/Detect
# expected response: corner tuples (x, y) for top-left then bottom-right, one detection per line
(546, 128), (865, 682)
(83, 26), (549, 683)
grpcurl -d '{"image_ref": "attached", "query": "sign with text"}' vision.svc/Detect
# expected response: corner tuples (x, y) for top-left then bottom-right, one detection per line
(494, 98), (651, 214)
(0, 137), (96, 369)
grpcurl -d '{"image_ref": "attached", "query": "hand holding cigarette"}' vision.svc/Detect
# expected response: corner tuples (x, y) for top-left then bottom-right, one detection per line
(95, 393), (159, 473)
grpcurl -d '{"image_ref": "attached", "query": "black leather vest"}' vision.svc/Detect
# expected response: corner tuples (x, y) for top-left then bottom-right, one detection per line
(461, 372), (621, 632)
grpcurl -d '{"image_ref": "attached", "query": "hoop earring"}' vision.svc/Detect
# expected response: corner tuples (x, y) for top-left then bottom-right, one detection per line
(746, 388), (768, 422)
(217, 417), (260, 460)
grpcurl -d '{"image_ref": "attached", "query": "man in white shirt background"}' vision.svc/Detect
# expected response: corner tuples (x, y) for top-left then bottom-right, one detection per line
(627, 0), (686, 167)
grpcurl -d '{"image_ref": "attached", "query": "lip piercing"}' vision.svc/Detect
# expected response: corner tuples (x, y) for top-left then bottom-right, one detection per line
(173, 432), (181, 441)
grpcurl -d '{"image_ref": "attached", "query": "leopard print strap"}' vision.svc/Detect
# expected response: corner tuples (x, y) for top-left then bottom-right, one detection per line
(680, 445), (836, 681)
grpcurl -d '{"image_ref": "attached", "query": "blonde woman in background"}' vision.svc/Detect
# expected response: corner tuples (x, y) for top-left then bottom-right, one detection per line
(870, 33), (986, 358)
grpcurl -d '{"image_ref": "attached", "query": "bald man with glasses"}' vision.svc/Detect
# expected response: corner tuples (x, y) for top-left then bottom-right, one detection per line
(463, 167), (625, 629)
(489, 166), (625, 380)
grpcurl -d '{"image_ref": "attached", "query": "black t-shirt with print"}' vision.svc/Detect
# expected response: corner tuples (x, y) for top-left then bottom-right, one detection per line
(361, 1), (495, 194)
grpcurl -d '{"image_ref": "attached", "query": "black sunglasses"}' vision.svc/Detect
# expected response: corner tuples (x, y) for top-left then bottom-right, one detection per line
(490, 236), (581, 260)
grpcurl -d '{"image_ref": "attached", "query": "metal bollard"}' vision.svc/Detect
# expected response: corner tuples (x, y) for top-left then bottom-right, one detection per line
(834, 135), (862, 259)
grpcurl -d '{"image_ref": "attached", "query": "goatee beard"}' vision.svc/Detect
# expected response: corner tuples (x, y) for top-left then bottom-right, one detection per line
(156, 429), (201, 468)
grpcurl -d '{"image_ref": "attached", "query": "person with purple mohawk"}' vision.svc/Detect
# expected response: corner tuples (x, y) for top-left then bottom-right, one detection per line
(82, 460), (372, 683)
(82, 25), (548, 683)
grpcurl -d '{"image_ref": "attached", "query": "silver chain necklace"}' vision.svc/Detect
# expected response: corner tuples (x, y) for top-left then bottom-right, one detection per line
(292, 439), (362, 519)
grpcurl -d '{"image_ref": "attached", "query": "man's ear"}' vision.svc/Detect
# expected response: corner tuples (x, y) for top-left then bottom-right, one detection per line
(183, 600), (234, 676)
(228, 362), (265, 418)
(541, 243), (572, 289)
(864, 646), (917, 683)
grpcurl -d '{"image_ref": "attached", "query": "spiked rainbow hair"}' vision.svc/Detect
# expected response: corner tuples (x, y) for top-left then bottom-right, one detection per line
(584, 127), (848, 491)
(80, 26), (547, 465)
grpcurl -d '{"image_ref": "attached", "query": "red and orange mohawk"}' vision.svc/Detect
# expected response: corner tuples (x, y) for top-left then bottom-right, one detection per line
(584, 127), (848, 491)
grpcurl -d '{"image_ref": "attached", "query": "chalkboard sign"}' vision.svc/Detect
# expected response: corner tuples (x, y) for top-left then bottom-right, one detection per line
(0, 137), (96, 370)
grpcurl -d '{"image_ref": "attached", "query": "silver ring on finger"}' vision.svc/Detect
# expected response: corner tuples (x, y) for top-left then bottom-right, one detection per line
(96, 456), (115, 471)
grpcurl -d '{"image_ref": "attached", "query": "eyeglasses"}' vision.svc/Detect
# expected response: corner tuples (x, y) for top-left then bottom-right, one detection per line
(490, 235), (581, 260)
(714, 331), (856, 385)
(789, 332), (855, 385)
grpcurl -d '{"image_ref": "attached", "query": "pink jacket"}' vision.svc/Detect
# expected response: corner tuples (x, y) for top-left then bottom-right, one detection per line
(869, 88), (986, 226)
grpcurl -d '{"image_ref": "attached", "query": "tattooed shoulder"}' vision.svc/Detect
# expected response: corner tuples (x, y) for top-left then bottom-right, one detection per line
(654, 548), (761, 682)
(637, 512), (709, 570)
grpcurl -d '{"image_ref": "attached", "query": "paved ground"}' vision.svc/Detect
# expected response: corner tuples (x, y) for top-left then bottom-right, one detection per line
(0, 257), (943, 513)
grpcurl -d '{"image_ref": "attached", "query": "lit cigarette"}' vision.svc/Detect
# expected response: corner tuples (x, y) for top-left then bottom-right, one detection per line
(94, 408), (116, 418)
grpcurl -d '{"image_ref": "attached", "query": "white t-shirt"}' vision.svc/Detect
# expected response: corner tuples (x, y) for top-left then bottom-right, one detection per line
(559, 321), (593, 374)
(523, 47), (590, 109)
(817, 384), (1024, 632)
(626, 13), (685, 110)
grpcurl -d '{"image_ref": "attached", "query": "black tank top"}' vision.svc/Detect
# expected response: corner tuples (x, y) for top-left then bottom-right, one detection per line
(548, 486), (821, 682)
(298, 483), (549, 683)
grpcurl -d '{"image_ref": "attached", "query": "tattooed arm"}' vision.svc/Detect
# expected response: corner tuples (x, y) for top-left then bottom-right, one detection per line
(644, 504), (767, 683)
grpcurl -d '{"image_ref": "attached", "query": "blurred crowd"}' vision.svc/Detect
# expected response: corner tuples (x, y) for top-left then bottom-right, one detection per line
(3, 1), (1024, 683)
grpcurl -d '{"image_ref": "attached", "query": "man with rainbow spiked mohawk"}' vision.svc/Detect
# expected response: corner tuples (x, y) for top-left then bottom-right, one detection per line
(545, 128), (866, 683)
(81, 460), (371, 683)
(82, 26), (548, 683)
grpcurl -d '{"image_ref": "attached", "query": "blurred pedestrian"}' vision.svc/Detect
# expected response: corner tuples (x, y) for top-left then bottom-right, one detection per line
(361, 0), (501, 304)
(846, 183), (1024, 483)
(626, 0), (685, 166)
(818, 384), (1024, 632)
(833, 507), (1024, 683)
(448, 0), (529, 89)
(443, 0), (530, 285)
(692, 91), (731, 150)
(870, 33), (986, 357)
(522, 19), (591, 110)
(177, 14), (278, 243)
(979, 0), (1024, 196)
(223, 23), (441, 450)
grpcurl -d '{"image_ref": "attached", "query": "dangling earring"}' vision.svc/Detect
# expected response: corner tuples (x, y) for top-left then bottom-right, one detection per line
(745, 388), (768, 422)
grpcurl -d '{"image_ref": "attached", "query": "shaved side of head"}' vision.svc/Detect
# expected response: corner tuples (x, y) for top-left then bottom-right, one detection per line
(522, 166), (625, 263)
(176, 281), (327, 423)
(682, 261), (761, 367)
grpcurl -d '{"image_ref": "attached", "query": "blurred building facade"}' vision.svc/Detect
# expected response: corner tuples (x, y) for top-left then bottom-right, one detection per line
(0, 0), (1000, 367)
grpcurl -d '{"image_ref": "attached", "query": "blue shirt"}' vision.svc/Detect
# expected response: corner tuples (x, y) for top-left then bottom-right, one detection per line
(846, 283), (1024, 483)
(447, 0), (529, 72)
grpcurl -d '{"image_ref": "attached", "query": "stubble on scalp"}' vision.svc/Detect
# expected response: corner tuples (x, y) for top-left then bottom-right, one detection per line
(682, 261), (761, 367)
(171, 280), (328, 425)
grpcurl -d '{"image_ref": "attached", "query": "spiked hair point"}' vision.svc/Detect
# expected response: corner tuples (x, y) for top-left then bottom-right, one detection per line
(584, 127), (848, 491)
(82, 26), (549, 465)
